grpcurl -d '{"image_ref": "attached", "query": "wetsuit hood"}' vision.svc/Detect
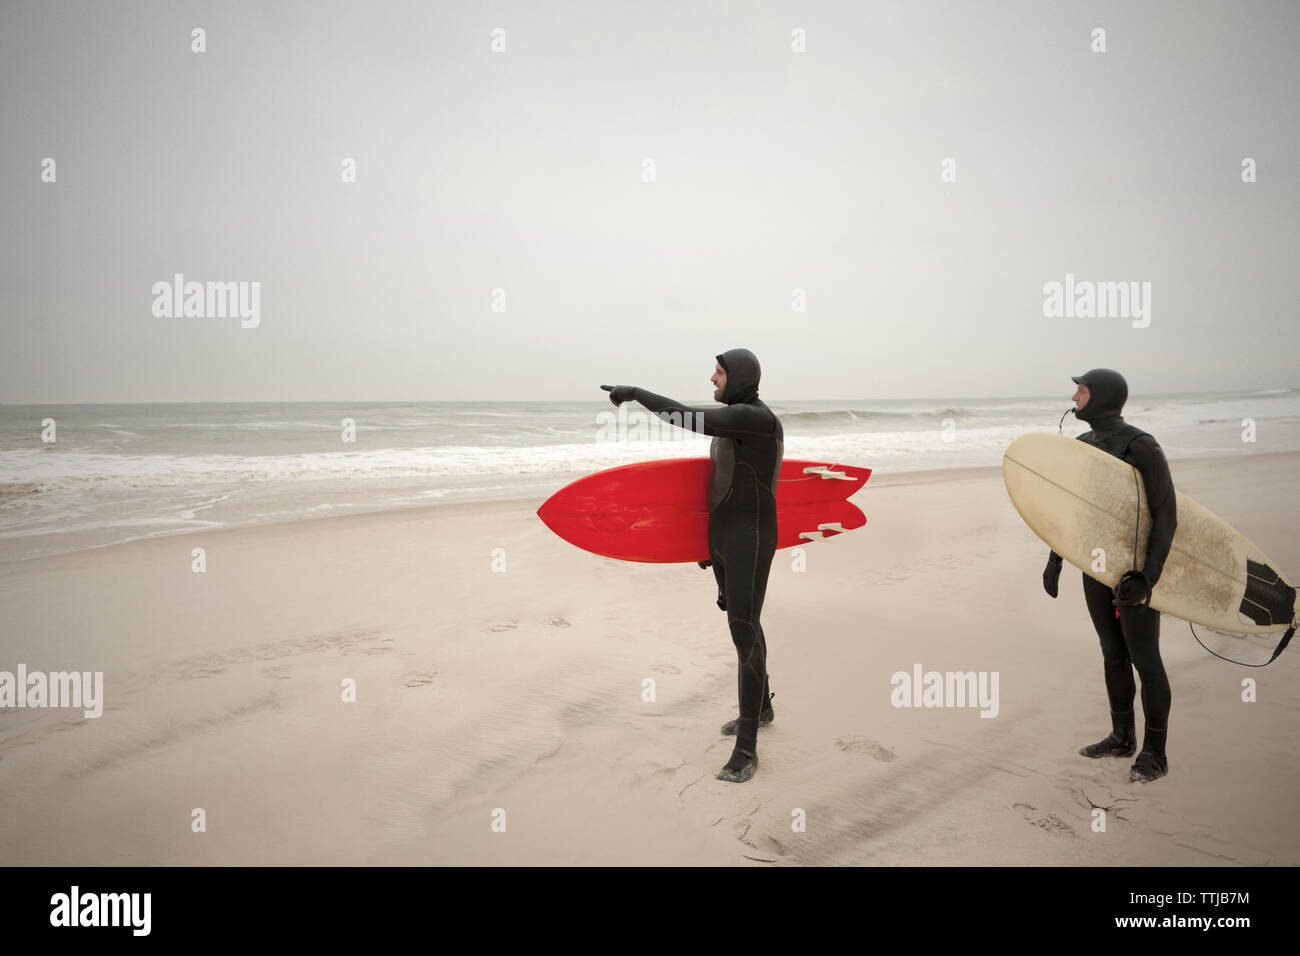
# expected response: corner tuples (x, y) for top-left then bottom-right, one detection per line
(717, 348), (761, 405)
(1072, 368), (1128, 433)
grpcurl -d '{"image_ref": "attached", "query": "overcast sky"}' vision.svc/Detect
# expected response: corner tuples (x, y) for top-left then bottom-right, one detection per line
(2, 1), (1296, 404)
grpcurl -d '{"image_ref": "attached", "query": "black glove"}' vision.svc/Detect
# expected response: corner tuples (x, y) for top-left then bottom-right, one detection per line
(1043, 551), (1063, 598)
(600, 385), (636, 406)
(1113, 570), (1152, 607)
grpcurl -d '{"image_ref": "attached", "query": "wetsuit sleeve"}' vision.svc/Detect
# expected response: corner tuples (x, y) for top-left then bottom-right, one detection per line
(629, 388), (774, 439)
(1128, 436), (1177, 586)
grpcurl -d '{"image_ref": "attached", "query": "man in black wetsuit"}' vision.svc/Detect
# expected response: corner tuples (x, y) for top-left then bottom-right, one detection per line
(603, 348), (782, 783)
(1042, 369), (1177, 783)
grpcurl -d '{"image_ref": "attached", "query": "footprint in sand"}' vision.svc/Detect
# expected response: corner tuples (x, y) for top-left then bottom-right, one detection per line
(741, 832), (788, 864)
(835, 736), (895, 761)
(261, 664), (292, 680)
(342, 635), (396, 656)
(634, 759), (686, 782)
(730, 806), (788, 863)
(488, 622), (518, 633)
(1012, 802), (1074, 835)
(179, 662), (227, 680)
(545, 616), (571, 627)
(649, 664), (680, 675)
(405, 670), (438, 688)
(1076, 788), (1136, 822)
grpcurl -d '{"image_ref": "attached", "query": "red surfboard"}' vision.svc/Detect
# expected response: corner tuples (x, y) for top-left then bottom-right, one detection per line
(537, 458), (871, 563)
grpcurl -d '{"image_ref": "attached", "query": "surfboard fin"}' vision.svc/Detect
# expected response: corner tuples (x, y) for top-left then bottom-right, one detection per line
(1188, 616), (1297, 667)
(798, 522), (848, 541)
(802, 465), (855, 480)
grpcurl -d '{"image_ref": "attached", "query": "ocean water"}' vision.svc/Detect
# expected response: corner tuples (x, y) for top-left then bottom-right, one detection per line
(1, 390), (1297, 561)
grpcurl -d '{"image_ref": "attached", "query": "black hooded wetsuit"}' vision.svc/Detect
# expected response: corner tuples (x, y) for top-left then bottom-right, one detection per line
(1052, 368), (1177, 765)
(621, 349), (783, 767)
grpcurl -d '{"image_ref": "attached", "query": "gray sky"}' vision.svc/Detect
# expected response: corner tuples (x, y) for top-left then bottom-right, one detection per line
(2, 0), (1297, 404)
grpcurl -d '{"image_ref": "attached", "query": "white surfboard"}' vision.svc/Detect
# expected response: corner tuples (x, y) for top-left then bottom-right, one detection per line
(1003, 432), (1296, 636)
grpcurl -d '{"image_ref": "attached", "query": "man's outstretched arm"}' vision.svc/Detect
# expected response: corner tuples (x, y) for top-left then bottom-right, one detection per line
(602, 385), (772, 439)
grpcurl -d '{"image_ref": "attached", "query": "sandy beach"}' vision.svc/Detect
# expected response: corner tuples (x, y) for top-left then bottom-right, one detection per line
(2, 452), (1297, 866)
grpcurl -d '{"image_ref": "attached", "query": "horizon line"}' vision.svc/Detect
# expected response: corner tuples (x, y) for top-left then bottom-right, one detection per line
(1, 386), (1296, 408)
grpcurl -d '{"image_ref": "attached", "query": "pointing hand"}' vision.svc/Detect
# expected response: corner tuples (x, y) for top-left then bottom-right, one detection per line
(601, 385), (636, 406)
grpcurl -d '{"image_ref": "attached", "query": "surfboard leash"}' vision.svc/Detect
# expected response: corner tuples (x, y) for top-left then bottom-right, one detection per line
(1188, 615), (1296, 667)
